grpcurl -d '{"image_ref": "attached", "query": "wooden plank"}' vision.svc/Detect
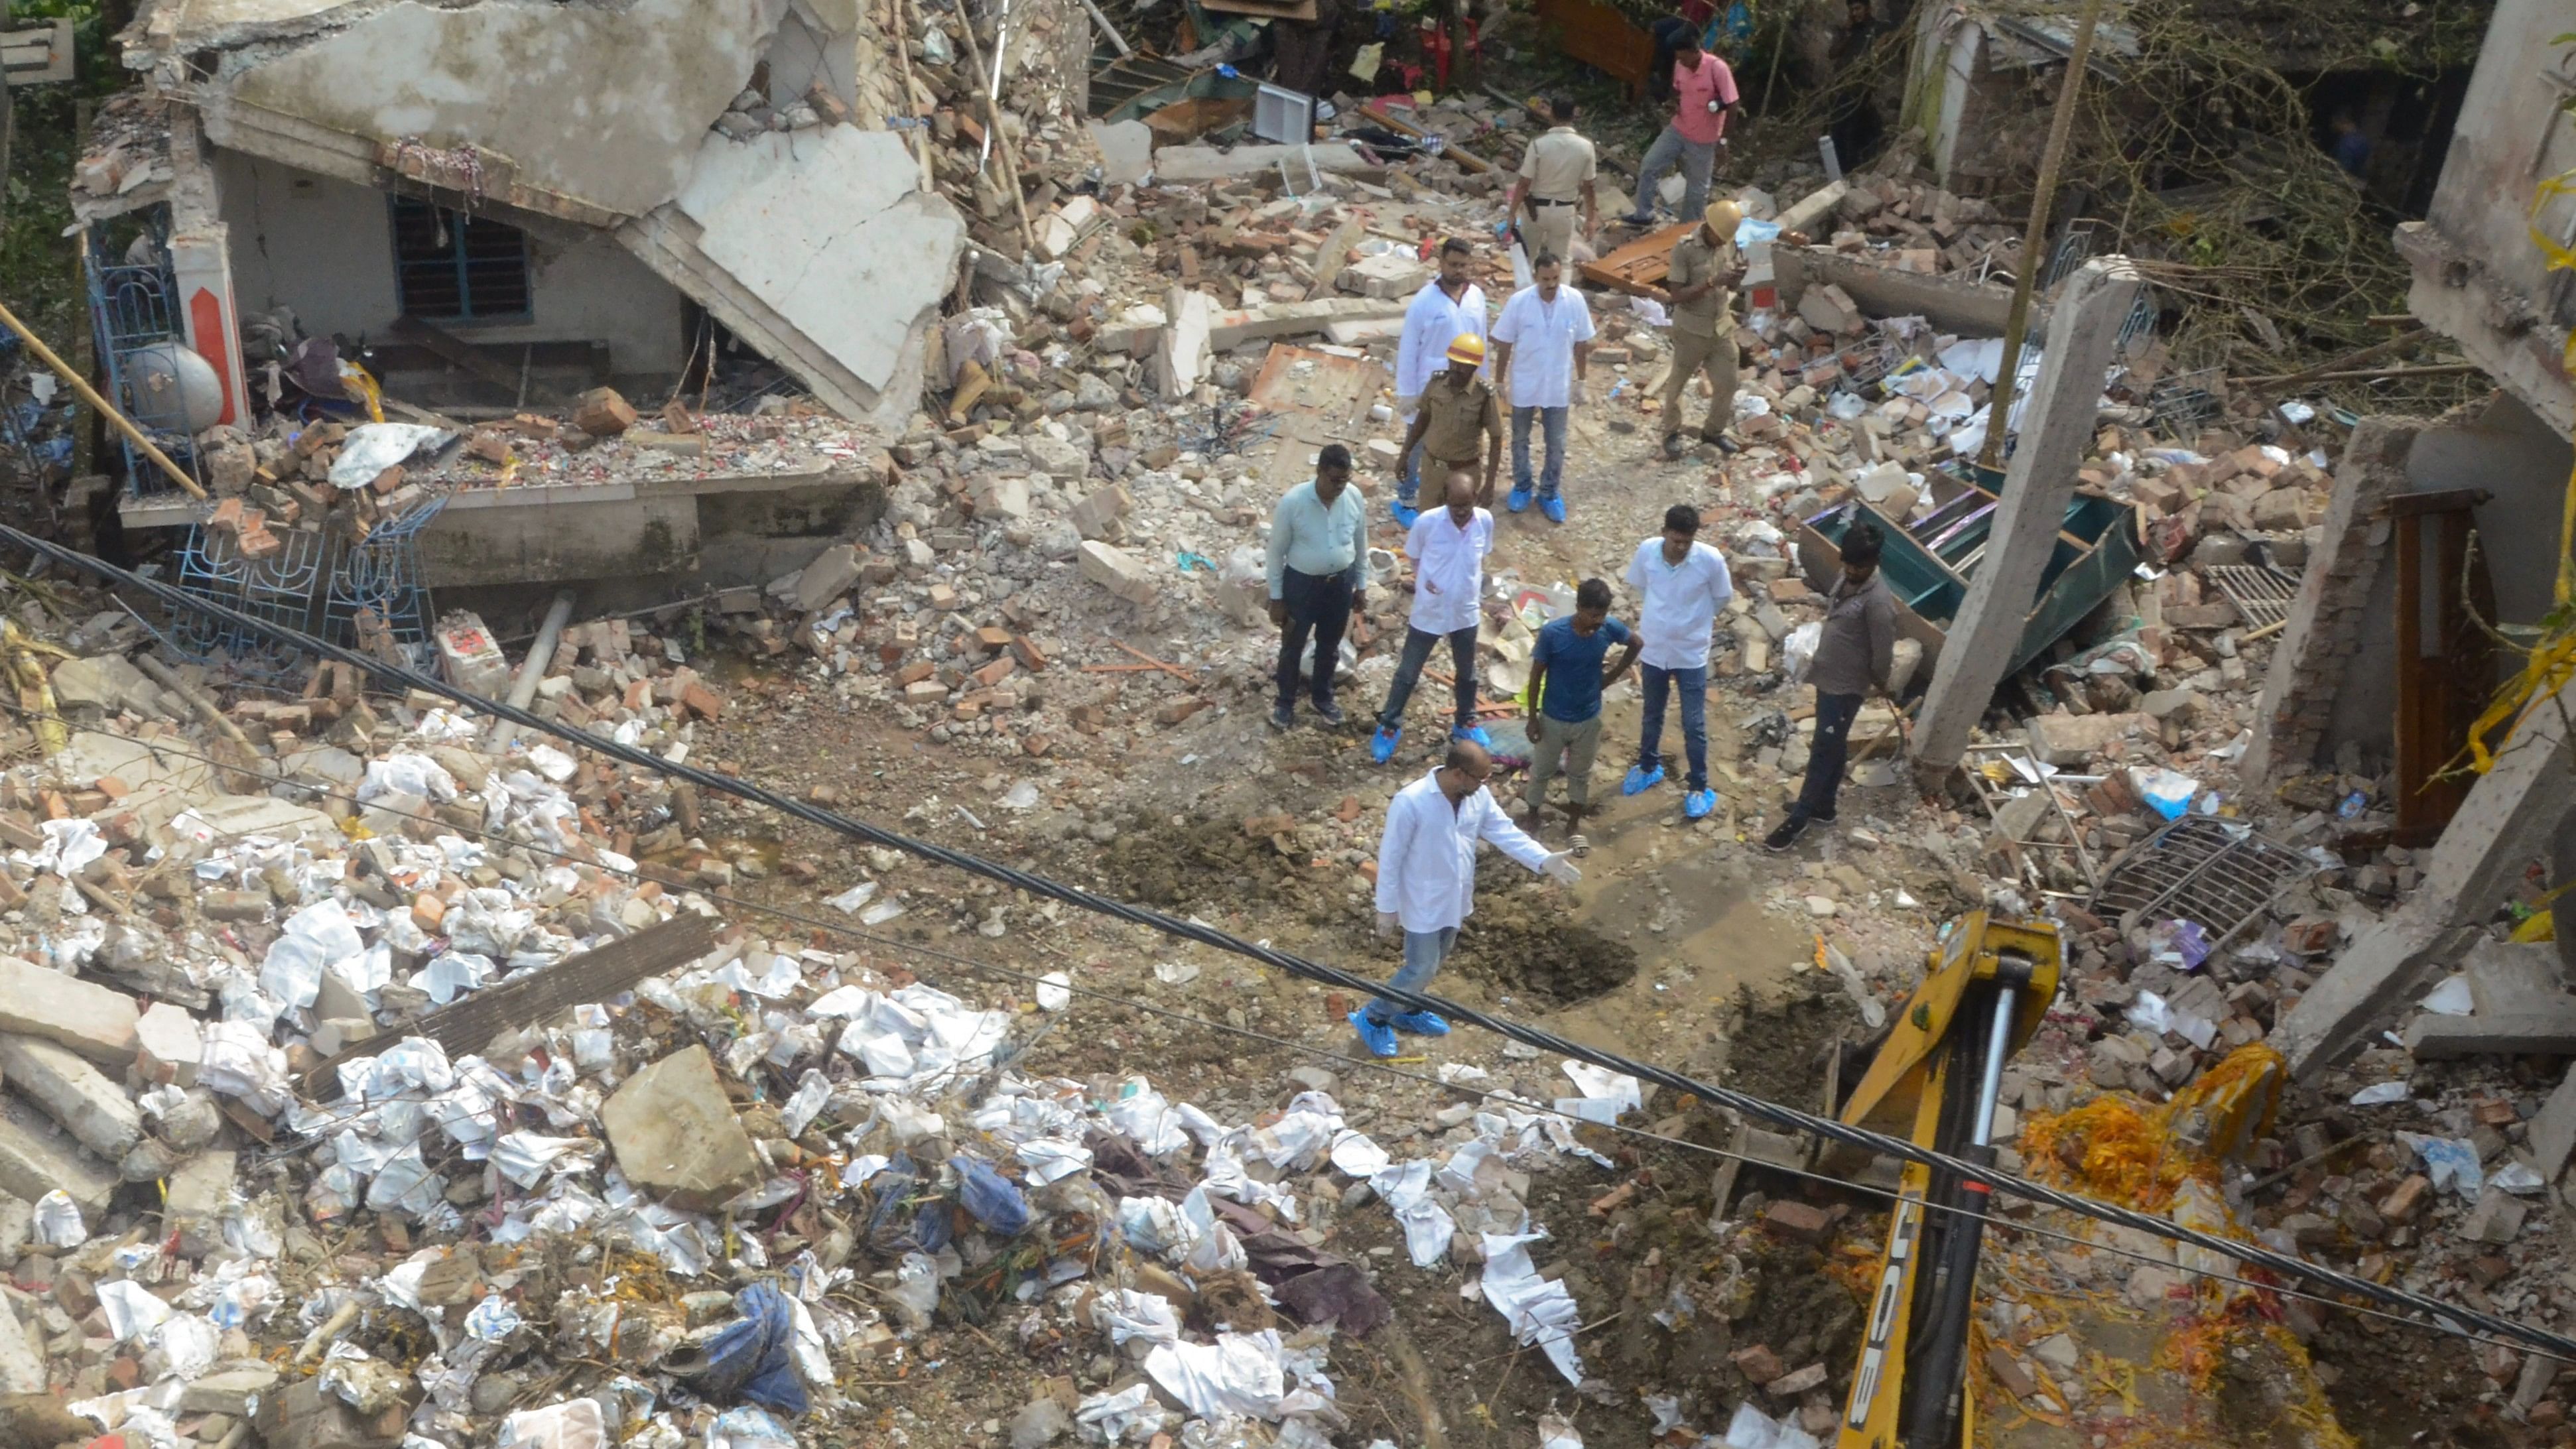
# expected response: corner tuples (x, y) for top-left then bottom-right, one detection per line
(2384, 487), (2494, 518)
(1580, 220), (1693, 298)
(298, 912), (718, 1092)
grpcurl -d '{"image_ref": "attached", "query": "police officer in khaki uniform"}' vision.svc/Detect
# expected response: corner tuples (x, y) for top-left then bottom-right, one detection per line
(1659, 199), (1744, 457)
(1506, 97), (1598, 269)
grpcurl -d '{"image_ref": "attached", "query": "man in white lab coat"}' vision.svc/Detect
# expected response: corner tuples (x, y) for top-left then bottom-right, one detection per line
(1391, 239), (1489, 524)
(1356, 739), (1580, 1058)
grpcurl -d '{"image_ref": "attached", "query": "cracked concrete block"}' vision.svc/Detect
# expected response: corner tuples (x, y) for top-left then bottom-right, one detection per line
(1087, 119), (1154, 185)
(601, 1044), (761, 1211)
(792, 542), (861, 613)
(1077, 541), (1157, 606)
(0, 1035), (141, 1161)
(0, 1096), (110, 1224)
(0, 956), (138, 1068)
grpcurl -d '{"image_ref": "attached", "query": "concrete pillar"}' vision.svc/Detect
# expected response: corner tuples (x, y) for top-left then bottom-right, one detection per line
(1911, 257), (2146, 773)
(169, 225), (252, 430)
(2240, 418), (2422, 787)
(163, 109), (252, 430)
(2276, 671), (2576, 1078)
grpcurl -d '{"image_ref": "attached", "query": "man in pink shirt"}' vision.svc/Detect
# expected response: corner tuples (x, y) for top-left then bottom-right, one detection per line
(1620, 36), (1740, 227)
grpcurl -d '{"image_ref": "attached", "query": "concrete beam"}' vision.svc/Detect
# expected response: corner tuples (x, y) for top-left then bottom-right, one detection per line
(2396, 221), (2575, 439)
(2278, 669), (2576, 1077)
(2402, 1009), (2576, 1060)
(0, 956), (139, 1068)
(1911, 257), (2145, 773)
(0, 1096), (111, 1224)
(1150, 143), (1383, 184)
(1775, 245), (2026, 338)
(2241, 418), (2423, 787)
(0, 1036), (141, 1162)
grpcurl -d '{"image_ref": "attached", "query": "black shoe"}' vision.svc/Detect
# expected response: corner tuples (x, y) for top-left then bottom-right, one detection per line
(1762, 813), (1809, 853)
(1313, 702), (1346, 728)
(1270, 703), (1295, 731)
(1811, 807), (1836, 824)
(1661, 434), (1686, 460)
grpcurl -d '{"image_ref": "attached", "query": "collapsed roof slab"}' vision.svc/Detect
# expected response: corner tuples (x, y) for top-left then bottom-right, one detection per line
(619, 129), (966, 431)
(195, 0), (791, 220)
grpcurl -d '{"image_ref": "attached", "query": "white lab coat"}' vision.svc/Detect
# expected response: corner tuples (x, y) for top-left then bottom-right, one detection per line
(1374, 769), (1551, 933)
(1405, 507), (1494, 636)
(1395, 279), (1490, 403)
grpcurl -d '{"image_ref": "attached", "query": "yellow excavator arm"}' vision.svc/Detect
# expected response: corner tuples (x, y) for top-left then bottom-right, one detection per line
(1836, 913), (2063, 1449)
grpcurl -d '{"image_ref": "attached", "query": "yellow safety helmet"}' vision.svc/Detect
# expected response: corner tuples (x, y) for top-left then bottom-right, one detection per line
(1445, 332), (1486, 366)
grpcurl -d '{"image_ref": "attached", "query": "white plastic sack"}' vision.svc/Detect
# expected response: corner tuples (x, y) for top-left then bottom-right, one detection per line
(327, 423), (451, 490)
(1783, 621), (1823, 683)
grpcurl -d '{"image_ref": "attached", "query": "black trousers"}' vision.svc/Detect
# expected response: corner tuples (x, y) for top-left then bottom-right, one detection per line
(1275, 568), (1352, 708)
(1797, 691), (1862, 819)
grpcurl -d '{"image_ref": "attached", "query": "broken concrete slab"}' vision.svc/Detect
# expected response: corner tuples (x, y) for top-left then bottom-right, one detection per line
(2532, 1062), (2576, 1182)
(1150, 143), (1380, 184)
(48, 654), (163, 719)
(1209, 297), (1410, 351)
(623, 127), (964, 429)
(0, 956), (139, 1067)
(2463, 937), (2568, 1017)
(0, 1295), (40, 1396)
(181, 793), (342, 846)
(208, 0), (793, 221)
(1155, 285), (1213, 399)
(793, 542), (861, 613)
(181, 1362), (282, 1417)
(1077, 540), (1157, 606)
(1773, 180), (1848, 239)
(166, 1149), (240, 1258)
(2022, 712), (2153, 767)
(0, 1095), (111, 1223)
(1338, 250), (1431, 299)
(2278, 913), (2460, 1078)
(1087, 119), (1153, 186)
(2401, 1008), (2576, 1060)
(0, 1035), (141, 1161)
(600, 1044), (761, 1211)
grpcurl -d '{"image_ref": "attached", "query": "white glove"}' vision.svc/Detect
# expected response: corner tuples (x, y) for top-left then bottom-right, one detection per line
(1376, 910), (1399, 937)
(1541, 851), (1582, 885)
(1571, 375), (1590, 406)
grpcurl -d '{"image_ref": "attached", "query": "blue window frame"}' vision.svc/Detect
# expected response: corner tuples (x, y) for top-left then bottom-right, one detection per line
(388, 196), (531, 322)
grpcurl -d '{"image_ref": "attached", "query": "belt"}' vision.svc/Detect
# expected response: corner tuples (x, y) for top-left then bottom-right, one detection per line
(1529, 197), (1577, 207)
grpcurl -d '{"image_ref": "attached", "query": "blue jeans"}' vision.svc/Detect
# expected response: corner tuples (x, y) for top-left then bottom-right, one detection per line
(1632, 123), (1718, 221)
(1378, 624), (1478, 733)
(1636, 663), (1708, 791)
(1366, 926), (1458, 1023)
(1798, 692), (1862, 820)
(1512, 405), (1567, 499)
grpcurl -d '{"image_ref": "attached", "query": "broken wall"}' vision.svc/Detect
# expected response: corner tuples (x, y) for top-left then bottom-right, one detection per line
(213, 151), (691, 377)
(139, 0), (973, 426)
(2399, 0), (2576, 433)
(2272, 393), (2571, 775)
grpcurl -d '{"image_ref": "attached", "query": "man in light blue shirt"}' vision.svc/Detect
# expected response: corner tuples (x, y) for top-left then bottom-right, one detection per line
(1265, 444), (1368, 730)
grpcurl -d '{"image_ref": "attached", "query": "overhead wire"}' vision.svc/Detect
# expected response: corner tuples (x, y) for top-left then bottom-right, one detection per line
(27, 706), (2558, 1375)
(8, 521), (2575, 1363)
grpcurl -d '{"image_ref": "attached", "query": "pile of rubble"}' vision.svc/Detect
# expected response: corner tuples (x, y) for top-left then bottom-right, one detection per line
(0, 569), (1697, 1449)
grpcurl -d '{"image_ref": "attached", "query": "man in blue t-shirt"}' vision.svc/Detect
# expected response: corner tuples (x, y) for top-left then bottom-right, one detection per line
(1523, 577), (1640, 831)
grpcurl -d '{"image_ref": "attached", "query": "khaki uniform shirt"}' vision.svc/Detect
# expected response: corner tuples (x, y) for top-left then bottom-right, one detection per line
(1517, 126), (1598, 203)
(1415, 373), (1504, 465)
(1667, 229), (1738, 338)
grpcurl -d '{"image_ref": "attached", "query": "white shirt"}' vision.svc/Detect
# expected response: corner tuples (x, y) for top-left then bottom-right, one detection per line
(1623, 538), (1735, 670)
(1405, 507), (1493, 636)
(1490, 284), (1596, 409)
(1374, 769), (1551, 933)
(1395, 279), (1489, 403)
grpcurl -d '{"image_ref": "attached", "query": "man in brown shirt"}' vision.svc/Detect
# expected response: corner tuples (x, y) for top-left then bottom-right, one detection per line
(1659, 199), (1744, 458)
(1396, 332), (1506, 507)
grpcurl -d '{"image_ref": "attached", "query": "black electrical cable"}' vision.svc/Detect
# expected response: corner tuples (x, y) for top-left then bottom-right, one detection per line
(11, 521), (2574, 1362)
(54, 704), (2555, 1371)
